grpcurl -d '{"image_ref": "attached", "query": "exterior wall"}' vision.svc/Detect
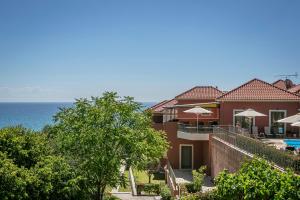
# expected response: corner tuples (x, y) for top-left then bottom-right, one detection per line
(219, 101), (300, 133)
(158, 122), (210, 171)
(210, 135), (250, 178)
(176, 99), (220, 123)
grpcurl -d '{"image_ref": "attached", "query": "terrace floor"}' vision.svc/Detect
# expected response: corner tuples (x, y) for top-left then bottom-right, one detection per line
(261, 139), (286, 150)
(173, 170), (215, 192)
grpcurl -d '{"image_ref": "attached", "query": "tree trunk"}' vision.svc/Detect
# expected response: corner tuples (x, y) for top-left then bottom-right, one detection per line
(96, 183), (105, 200)
(148, 173), (152, 184)
(99, 186), (106, 200)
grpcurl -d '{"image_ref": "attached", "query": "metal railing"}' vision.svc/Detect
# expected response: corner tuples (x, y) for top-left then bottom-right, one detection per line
(165, 161), (179, 197)
(167, 161), (178, 190)
(213, 126), (300, 173)
(178, 123), (214, 134)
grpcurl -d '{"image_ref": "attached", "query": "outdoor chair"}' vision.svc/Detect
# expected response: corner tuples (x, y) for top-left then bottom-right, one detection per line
(252, 126), (264, 139)
(264, 127), (273, 138)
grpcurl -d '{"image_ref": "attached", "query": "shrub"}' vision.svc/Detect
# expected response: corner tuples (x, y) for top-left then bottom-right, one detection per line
(215, 157), (300, 200)
(185, 183), (197, 193)
(136, 183), (160, 195)
(192, 166), (206, 192)
(160, 185), (172, 200)
(180, 190), (218, 200)
(181, 193), (199, 200)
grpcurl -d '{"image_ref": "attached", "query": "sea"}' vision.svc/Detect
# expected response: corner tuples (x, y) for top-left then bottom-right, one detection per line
(0, 102), (156, 131)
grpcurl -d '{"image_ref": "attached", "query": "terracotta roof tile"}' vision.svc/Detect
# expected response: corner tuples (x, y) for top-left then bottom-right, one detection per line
(217, 79), (300, 101)
(272, 79), (287, 90)
(150, 99), (178, 112)
(288, 84), (300, 94)
(175, 86), (223, 100)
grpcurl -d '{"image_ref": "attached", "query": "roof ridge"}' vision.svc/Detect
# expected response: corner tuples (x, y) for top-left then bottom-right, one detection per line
(149, 100), (168, 110)
(272, 79), (285, 84)
(175, 85), (223, 99)
(263, 78), (300, 97)
(217, 78), (300, 101)
(217, 78), (258, 100)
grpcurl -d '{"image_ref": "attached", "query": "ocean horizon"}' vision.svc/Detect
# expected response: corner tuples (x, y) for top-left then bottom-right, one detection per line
(0, 102), (156, 131)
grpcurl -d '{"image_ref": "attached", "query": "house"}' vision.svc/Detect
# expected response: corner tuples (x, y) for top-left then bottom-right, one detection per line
(288, 84), (300, 95)
(272, 79), (295, 90)
(150, 78), (300, 171)
(218, 79), (300, 137)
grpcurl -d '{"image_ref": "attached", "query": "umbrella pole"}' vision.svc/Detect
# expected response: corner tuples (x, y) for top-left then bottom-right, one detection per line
(197, 114), (199, 133)
(250, 117), (253, 134)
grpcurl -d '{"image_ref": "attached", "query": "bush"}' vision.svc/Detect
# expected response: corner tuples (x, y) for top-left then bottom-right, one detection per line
(180, 190), (218, 200)
(192, 166), (206, 192)
(215, 157), (300, 200)
(104, 194), (121, 200)
(160, 185), (172, 200)
(136, 183), (160, 195)
(185, 183), (197, 193)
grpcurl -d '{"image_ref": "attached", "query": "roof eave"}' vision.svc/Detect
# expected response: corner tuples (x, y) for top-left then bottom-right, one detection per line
(217, 99), (300, 102)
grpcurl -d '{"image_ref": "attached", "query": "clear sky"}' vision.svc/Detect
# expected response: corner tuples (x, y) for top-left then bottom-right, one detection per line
(0, 0), (299, 102)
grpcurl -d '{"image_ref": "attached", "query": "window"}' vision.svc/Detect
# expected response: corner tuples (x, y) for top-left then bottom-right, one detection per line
(233, 109), (252, 129)
(269, 110), (286, 135)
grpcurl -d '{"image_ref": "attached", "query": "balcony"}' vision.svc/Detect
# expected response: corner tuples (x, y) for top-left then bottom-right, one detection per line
(177, 124), (212, 140)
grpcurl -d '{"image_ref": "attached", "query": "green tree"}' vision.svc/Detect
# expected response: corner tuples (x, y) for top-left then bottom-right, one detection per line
(0, 126), (83, 200)
(215, 157), (300, 200)
(53, 92), (169, 200)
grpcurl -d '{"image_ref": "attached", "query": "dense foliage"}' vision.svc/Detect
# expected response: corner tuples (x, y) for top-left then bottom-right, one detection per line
(52, 92), (169, 200)
(181, 158), (300, 200)
(0, 126), (83, 200)
(215, 157), (300, 200)
(160, 184), (173, 200)
(136, 183), (161, 195)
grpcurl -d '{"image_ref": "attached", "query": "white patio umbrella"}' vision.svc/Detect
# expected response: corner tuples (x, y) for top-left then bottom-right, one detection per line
(234, 109), (266, 134)
(184, 106), (212, 131)
(291, 121), (300, 127)
(277, 113), (300, 123)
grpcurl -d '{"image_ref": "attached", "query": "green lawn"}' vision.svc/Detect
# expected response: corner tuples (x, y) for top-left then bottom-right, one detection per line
(117, 169), (165, 192)
(133, 170), (165, 184)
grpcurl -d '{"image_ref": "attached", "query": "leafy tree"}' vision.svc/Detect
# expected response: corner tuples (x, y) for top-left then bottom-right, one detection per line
(215, 157), (300, 200)
(0, 126), (83, 200)
(53, 92), (169, 200)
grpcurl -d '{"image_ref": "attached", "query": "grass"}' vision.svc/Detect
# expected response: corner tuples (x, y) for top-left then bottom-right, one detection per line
(133, 169), (165, 184)
(117, 169), (166, 192)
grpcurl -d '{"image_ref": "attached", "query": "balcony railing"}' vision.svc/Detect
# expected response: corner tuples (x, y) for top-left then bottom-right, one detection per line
(178, 123), (214, 134)
(212, 126), (300, 173)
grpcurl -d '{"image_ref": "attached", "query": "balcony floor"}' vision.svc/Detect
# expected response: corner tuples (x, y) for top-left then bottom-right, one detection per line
(173, 170), (215, 192)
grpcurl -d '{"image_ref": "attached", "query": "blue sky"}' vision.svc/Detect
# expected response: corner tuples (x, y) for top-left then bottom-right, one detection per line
(0, 0), (299, 102)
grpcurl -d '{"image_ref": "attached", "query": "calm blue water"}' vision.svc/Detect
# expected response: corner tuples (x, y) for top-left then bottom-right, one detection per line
(0, 102), (155, 131)
(284, 139), (300, 149)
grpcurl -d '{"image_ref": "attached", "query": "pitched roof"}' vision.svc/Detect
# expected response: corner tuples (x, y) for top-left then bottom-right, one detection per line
(272, 79), (287, 90)
(288, 84), (300, 94)
(150, 99), (178, 113)
(175, 86), (223, 100)
(217, 79), (300, 101)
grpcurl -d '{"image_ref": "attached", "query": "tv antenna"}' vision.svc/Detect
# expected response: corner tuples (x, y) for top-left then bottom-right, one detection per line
(275, 72), (298, 80)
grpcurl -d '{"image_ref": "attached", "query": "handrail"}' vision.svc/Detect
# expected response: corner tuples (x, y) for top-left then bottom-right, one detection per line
(212, 126), (300, 173)
(178, 124), (214, 134)
(167, 161), (178, 190)
(165, 161), (179, 197)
